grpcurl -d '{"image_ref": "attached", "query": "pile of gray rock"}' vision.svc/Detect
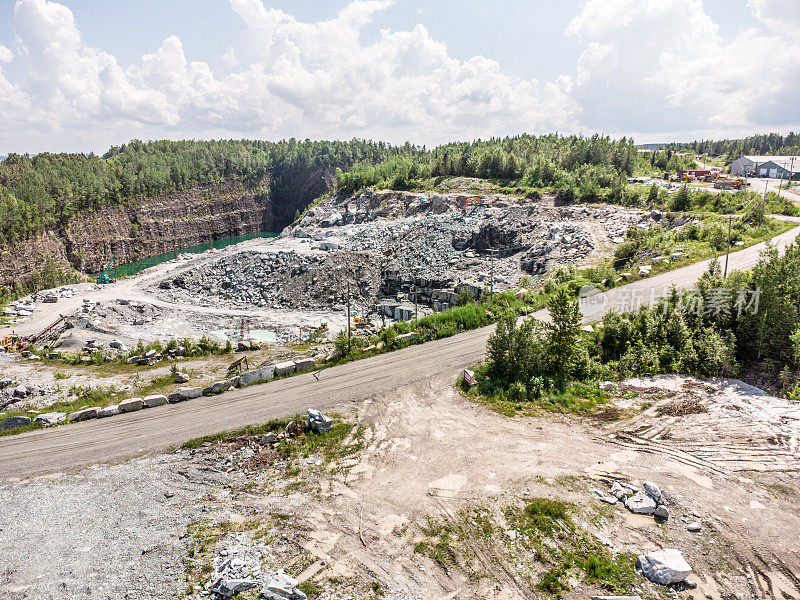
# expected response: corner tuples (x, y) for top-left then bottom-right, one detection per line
(156, 250), (380, 311)
(207, 538), (307, 600)
(593, 480), (670, 520)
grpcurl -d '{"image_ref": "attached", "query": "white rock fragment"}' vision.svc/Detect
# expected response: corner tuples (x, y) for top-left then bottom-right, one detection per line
(636, 549), (692, 585)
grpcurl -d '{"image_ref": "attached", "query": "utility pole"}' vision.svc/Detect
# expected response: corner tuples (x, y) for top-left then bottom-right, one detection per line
(778, 156), (796, 198)
(489, 249), (495, 299)
(723, 215), (732, 279)
(413, 274), (418, 322)
(346, 279), (352, 354)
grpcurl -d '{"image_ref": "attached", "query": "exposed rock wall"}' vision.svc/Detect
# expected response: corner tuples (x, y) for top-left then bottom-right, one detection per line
(63, 180), (273, 274)
(0, 172), (334, 291)
(0, 231), (76, 291)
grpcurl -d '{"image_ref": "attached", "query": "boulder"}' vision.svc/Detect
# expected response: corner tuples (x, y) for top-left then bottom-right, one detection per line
(592, 489), (618, 505)
(168, 387), (202, 403)
(237, 341), (251, 351)
(262, 571), (307, 600)
(239, 369), (264, 386)
(307, 408), (333, 434)
(653, 505), (669, 519)
(144, 349), (158, 359)
(294, 358), (316, 372)
(643, 481), (662, 503)
(97, 404), (121, 418)
(258, 432), (278, 445)
(34, 412), (67, 426)
(259, 365), (275, 381)
(599, 381), (616, 392)
(13, 385), (28, 398)
(118, 398), (145, 412)
(625, 491), (657, 514)
(203, 378), (238, 395)
(126, 355), (141, 364)
(610, 482), (630, 500)
(273, 361), (296, 376)
(0, 416), (32, 430)
(109, 340), (128, 353)
(69, 407), (99, 422)
(687, 521), (702, 532)
(142, 394), (168, 408)
(211, 578), (259, 598)
(173, 371), (190, 384)
(636, 549), (692, 585)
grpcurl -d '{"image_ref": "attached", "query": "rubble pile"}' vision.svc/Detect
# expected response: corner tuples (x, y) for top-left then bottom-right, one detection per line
(207, 536), (308, 600)
(158, 250), (380, 310)
(149, 189), (666, 319)
(298, 190), (661, 293)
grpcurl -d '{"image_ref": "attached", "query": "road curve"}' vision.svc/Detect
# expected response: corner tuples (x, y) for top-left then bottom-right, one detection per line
(2, 222), (799, 479)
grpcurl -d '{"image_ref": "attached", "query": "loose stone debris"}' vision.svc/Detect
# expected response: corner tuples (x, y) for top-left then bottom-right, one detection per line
(635, 549), (692, 586)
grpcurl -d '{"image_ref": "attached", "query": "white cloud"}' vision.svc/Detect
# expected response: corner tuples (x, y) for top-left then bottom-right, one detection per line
(0, 43), (13, 63)
(566, 0), (800, 138)
(0, 0), (798, 152)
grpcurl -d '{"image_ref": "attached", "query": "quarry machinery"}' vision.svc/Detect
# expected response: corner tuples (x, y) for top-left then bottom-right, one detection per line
(0, 315), (74, 353)
(96, 258), (116, 284)
(0, 333), (27, 353)
(28, 315), (74, 348)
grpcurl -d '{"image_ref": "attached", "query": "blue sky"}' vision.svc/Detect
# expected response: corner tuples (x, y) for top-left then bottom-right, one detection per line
(0, 0), (797, 153)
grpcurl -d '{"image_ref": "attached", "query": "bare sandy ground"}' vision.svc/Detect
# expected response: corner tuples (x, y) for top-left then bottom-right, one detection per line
(2, 373), (799, 599)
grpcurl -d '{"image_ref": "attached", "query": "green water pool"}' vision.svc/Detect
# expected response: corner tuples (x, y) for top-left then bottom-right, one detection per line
(104, 231), (278, 279)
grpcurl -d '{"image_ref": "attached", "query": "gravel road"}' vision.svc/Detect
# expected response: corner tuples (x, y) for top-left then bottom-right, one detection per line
(1, 222), (798, 481)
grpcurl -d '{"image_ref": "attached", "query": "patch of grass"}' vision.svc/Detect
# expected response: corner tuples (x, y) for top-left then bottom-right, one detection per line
(415, 499), (640, 599)
(522, 498), (570, 535)
(297, 581), (321, 598)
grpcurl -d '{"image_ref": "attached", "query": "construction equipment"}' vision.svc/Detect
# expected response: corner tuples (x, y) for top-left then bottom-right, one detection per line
(714, 177), (749, 190)
(0, 333), (27, 353)
(460, 196), (492, 214)
(0, 315), (74, 353)
(96, 258), (116, 284)
(28, 315), (73, 348)
(310, 322), (328, 334)
(353, 316), (371, 329)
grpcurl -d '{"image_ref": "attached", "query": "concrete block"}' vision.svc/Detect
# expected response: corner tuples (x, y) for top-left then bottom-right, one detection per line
(69, 407), (99, 422)
(118, 398), (144, 412)
(168, 387), (202, 403)
(294, 358), (316, 372)
(97, 404), (121, 418)
(142, 394), (168, 408)
(273, 361), (296, 376)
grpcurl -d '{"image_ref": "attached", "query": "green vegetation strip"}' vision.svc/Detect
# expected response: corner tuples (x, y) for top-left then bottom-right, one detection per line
(414, 498), (638, 599)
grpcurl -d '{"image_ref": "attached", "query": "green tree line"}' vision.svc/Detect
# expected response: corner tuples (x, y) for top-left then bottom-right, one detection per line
(0, 138), (417, 245)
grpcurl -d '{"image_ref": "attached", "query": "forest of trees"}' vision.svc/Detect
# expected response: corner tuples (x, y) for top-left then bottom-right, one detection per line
(335, 134), (699, 205)
(0, 138), (417, 245)
(1, 133), (793, 248)
(335, 134), (643, 200)
(666, 132), (800, 160)
(483, 243), (800, 402)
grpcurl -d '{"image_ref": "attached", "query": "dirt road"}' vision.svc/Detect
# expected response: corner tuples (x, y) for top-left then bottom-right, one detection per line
(1, 222), (799, 480)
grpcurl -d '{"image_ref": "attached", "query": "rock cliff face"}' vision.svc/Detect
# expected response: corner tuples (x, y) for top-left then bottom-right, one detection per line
(0, 173), (331, 292)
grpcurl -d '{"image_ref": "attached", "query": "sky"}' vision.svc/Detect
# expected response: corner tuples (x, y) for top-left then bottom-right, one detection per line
(0, 0), (798, 154)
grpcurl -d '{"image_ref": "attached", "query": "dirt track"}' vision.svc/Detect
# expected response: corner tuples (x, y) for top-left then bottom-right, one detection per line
(1, 221), (799, 481)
